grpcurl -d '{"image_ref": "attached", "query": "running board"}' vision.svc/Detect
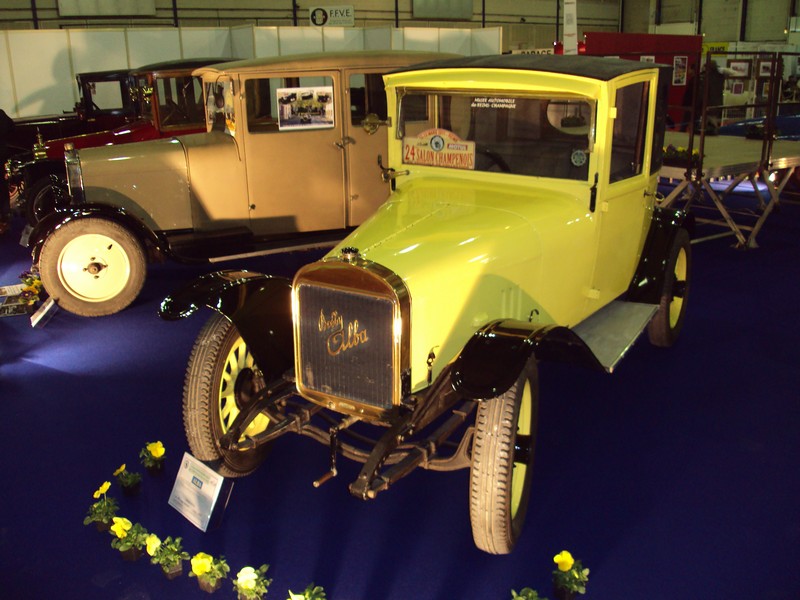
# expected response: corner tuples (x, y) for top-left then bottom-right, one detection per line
(571, 300), (658, 373)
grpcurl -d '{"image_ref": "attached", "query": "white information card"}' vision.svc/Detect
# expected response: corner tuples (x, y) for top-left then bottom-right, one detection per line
(169, 452), (233, 532)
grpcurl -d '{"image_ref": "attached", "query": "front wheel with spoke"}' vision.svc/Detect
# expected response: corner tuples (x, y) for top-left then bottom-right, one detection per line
(183, 313), (272, 477)
(469, 358), (539, 554)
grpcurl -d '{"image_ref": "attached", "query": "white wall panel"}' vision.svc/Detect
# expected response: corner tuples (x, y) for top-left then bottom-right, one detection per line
(8, 30), (74, 117)
(68, 30), (130, 73)
(179, 27), (233, 59)
(439, 28), (471, 55)
(401, 27), (440, 51)
(363, 27), (392, 50)
(278, 27), (324, 55)
(0, 33), (16, 117)
(253, 27), (279, 58)
(127, 28), (182, 66)
(231, 25), (257, 59)
(322, 27), (365, 51)
(471, 27), (502, 55)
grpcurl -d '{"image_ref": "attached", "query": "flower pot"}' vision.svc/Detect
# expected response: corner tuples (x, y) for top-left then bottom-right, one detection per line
(162, 561), (184, 580)
(553, 588), (576, 600)
(122, 481), (141, 497)
(94, 520), (111, 533)
(120, 547), (143, 562)
(146, 461), (164, 476)
(198, 577), (222, 593)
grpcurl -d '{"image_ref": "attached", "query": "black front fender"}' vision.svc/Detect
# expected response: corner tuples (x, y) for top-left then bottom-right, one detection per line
(627, 206), (694, 303)
(159, 270), (294, 382)
(452, 319), (604, 400)
(29, 204), (164, 261)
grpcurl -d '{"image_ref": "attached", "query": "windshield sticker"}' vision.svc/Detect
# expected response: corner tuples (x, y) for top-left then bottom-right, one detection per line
(403, 128), (476, 170)
(277, 86), (334, 131)
(471, 97), (516, 109)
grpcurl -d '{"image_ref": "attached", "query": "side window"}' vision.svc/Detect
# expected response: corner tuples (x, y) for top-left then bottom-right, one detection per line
(85, 80), (125, 113)
(246, 75), (334, 133)
(610, 82), (649, 182)
(157, 75), (205, 128)
(349, 72), (388, 124)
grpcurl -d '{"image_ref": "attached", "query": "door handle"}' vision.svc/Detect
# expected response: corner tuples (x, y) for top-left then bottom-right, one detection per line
(335, 136), (355, 149)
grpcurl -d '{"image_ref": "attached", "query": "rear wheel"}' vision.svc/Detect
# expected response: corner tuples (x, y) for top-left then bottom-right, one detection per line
(183, 313), (272, 477)
(648, 228), (691, 347)
(469, 358), (539, 554)
(38, 218), (146, 317)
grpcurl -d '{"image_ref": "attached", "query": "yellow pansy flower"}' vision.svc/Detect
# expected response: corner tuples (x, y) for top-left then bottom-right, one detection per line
(113, 464), (126, 476)
(145, 534), (161, 556)
(554, 550), (575, 572)
(93, 481), (111, 499)
(191, 552), (213, 576)
(146, 441), (165, 459)
(110, 517), (132, 539)
(236, 566), (258, 590)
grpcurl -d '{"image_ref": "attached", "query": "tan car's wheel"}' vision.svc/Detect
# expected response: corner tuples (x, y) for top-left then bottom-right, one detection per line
(183, 313), (272, 478)
(648, 228), (691, 347)
(469, 358), (539, 554)
(39, 218), (145, 317)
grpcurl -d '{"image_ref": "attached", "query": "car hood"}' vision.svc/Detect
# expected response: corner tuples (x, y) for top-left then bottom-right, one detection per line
(326, 176), (596, 389)
(44, 119), (157, 158)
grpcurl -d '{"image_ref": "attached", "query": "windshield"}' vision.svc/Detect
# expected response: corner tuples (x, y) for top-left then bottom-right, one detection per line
(398, 91), (594, 180)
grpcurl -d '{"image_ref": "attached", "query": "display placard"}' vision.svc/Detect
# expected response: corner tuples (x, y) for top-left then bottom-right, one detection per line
(169, 452), (233, 532)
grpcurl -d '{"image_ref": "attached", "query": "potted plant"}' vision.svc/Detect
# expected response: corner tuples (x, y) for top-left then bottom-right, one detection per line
(288, 583), (327, 600)
(233, 564), (272, 600)
(83, 481), (118, 531)
(552, 550), (589, 600)
(147, 534), (189, 579)
(18, 270), (44, 305)
(114, 463), (142, 495)
(109, 517), (149, 561)
(140, 440), (166, 474)
(511, 588), (547, 599)
(189, 551), (230, 593)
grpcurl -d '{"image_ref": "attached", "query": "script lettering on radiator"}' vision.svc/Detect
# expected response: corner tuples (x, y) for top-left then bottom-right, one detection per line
(318, 309), (369, 356)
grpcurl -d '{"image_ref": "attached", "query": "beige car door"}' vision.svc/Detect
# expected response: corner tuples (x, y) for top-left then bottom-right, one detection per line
(241, 71), (347, 235)
(343, 69), (394, 226)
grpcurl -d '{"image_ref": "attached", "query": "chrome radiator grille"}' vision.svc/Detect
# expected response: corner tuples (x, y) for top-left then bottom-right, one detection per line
(296, 283), (395, 411)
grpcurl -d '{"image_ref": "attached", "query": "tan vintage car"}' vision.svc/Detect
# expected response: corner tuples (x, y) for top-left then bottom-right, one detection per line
(29, 50), (452, 316)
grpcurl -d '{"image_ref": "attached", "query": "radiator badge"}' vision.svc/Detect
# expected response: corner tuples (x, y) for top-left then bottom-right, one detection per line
(319, 309), (368, 356)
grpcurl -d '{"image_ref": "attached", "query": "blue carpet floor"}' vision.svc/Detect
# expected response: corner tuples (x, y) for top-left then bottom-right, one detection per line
(1, 198), (799, 599)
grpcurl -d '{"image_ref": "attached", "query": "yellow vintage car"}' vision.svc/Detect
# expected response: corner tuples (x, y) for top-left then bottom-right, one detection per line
(161, 54), (692, 554)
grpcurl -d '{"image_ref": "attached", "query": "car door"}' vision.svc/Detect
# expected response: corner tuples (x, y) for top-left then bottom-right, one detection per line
(591, 78), (656, 305)
(343, 69), (394, 226)
(241, 70), (346, 235)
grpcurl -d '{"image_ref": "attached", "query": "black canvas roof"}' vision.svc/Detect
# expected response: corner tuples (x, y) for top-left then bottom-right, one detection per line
(394, 53), (669, 82)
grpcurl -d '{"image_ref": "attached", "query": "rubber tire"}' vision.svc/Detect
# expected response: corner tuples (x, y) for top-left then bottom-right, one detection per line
(648, 228), (691, 347)
(24, 176), (66, 226)
(183, 313), (272, 478)
(38, 218), (146, 317)
(469, 358), (539, 554)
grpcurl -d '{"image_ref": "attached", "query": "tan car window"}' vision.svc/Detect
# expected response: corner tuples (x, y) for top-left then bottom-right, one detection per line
(156, 75), (205, 129)
(246, 76), (334, 133)
(349, 72), (388, 124)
